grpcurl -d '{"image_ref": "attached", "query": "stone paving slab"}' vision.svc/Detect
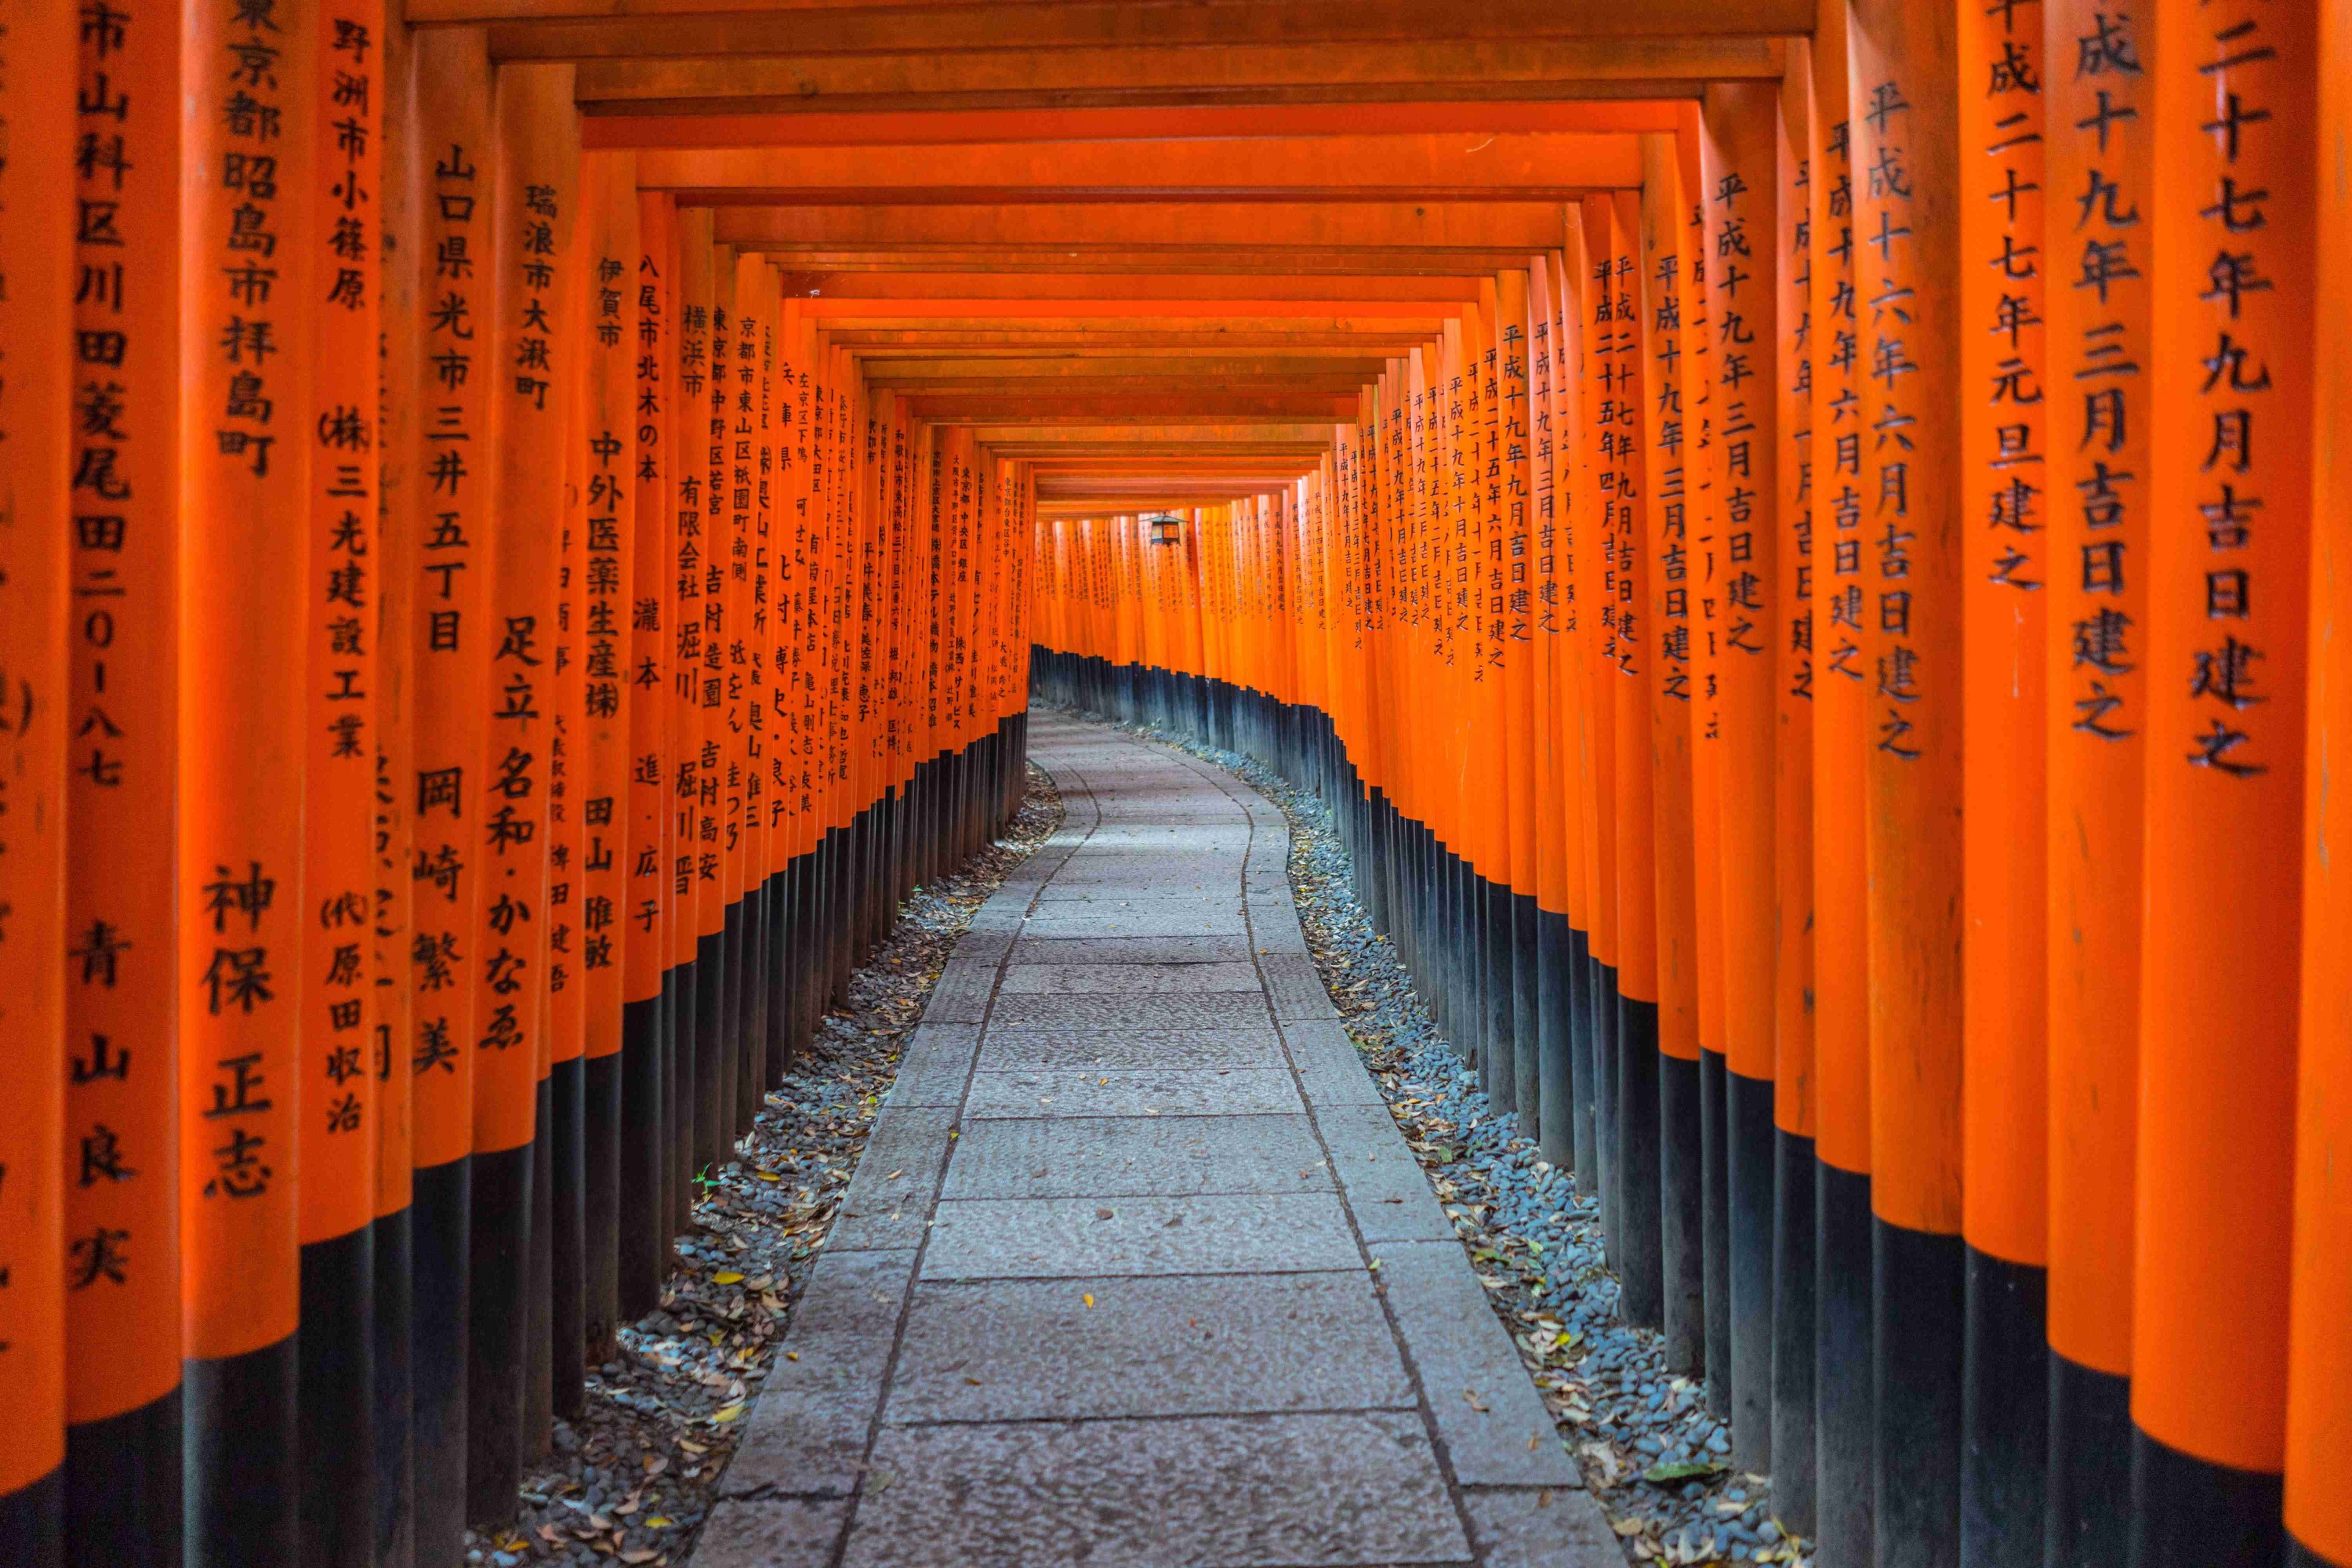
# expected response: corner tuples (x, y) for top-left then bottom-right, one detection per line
(1374, 1241), (1581, 1489)
(1261, 951), (1341, 1018)
(1009, 933), (1260, 964)
(840, 1414), (1472, 1568)
(961, 1065), (1304, 1119)
(885, 1023), (978, 1107)
(722, 1249), (921, 1498)
(884, 1272), (1413, 1424)
(692, 1499), (852, 1568)
(920, 1192), (1362, 1279)
(984, 990), (1271, 1031)
(920, 957), (1000, 1022)
(1313, 1100), (1457, 1243)
(938, 1113), (1333, 1199)
(972, 1026), (1287, 1071)
(997, 959), (1265, 993)
(1460, 1488), (1627, 1567)
(827, 1107), (959, 1251)
(1285, 1017), (1391, 1106)
(1019, 898), (1249, 938)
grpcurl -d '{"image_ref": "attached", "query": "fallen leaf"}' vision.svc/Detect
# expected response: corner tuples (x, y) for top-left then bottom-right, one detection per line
(1081, 1293), (1095, 1308)
(712, 1403), (746, 1424)
(1642, 1458), (1727, 1484)
(620, 1551), (659, 1565)
(1613, 1519), (1647, 1537)
(713, 1271), (744, 1285)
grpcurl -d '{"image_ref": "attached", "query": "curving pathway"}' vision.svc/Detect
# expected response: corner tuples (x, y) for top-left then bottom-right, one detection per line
(696, 710), (1621, 1568)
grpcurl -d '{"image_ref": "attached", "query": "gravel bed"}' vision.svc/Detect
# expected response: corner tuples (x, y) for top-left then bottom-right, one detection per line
(1068, 707), (1811, 1568)
(461, 764), (1064, 1568)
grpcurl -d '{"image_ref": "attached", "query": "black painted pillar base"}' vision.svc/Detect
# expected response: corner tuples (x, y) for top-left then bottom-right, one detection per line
(1873, 1218), (1964, 1568)
(0, 1470), (62, 1568)
(1728, 1068), (1776, 1472)
(1535, 906), (1573, 1167)
(1816, 1160), (1875, 1568)
(1700, 1048), (1731, 1413)
(1615, 993), (1663, 1330)
(64, 1383), (181, 1567)
(2045, 1353), (2129, 1568)
(1512, 891), (1540, 1138)
(1961, 1247), (2046, 1568)
(1771, 1131), (1817, 1537)
(1660, 1047), (1705, 1374)
(617, 995), (665, 1321)
(373, 1205), (414, 1568)
(410, 1155), (470, 1568)
(2126, 1429), (2283, 1568)
(297, 1225), (376, 1568)
(185, 1334), (298, 1568)
(466, 1142), (532, 1531)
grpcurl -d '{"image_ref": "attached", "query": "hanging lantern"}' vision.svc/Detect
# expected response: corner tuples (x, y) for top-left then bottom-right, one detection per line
(1146, 513), (1183, 546)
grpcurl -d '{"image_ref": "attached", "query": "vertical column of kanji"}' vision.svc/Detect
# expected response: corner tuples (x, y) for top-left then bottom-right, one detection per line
(575, 153), (633, 1367)
(1677, 120), (1734, 1417)
(658, 207), (692, 1241)
(299, 2), (383, 1558)
(1577, 198), (1627, 1253)
(180, 0), (318, 1558)
(402, 33), (491, 1563)
(710, 241), (747, 1142)
(1769, 41), (1820, 1541)
(1847, 1), (1966, 1556)
(1638, 134), (1704, 1369)
(2038, 2), (2148, 1557)
(622, 189), (670, 1316)
(57, 1), (182, 1557)
(465, 59), (573, 1530)
(2133, 0), (2314, 1554)
(1955, 2), (2052, 1559)
(739, 256), (776, 1102)
(2289, 12), (2352, 1563)
(1547, 238), (1592, 1195)
(540, 164), (589, 1440)
(0, 5), (73, 1563)
(1522, 257), (1570, 1170)
(1491, 276), (1539, 1134)
(1702, 80), (1784, 1479)
(669, 215), (716, 1189)
(1806, 7), (1875, 1559)
(1606, 184), (1664, 1334)
(372, 15), (419, 1562)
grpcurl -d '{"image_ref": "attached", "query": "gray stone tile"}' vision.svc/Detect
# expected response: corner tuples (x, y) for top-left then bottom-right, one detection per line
(961, 1066), (1302, 1120)
(962, 902), (1026, 935)
(1248, 923), (1312, 956)
(949, 928), (1013, 962)
(1314, 1101), (1457, 1243)
(940, 1114), (1332, 1199)
(887, 1024), (978, 1108)
(721, 1249), (919, 1498)
(921, 958), (999, 1024)
(839, 1414), (1470, 1568)
(692, 1498), (852, 1567)
(997, 960), (1263, 994)
(1285, 1018), (1388, 1106)
(1461, 1487), (1624, 1566)
(826, 1107), (953, 1251)
(984, 991), (1270, 1032)
(1010, 934), (1258, 964)
(1375, 1241), (1579, 1488)
(921, 1192), (1361, 1279)
(1020, 899), (1247, 939)
(974, 1026), (1287, 1072)
(885, 1273), (1412, 1424)
(1261, 951), (1339, 1020)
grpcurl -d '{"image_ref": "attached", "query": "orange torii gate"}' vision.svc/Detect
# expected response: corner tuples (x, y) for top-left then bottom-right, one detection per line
(2, 4), (2351, 1568)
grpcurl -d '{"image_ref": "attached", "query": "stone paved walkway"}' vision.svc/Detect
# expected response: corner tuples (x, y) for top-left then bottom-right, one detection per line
(696, 712), (1622, 1568)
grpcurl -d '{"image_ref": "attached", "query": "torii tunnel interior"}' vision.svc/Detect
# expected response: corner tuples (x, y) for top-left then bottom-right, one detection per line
(3, 0), (2351, 1565)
